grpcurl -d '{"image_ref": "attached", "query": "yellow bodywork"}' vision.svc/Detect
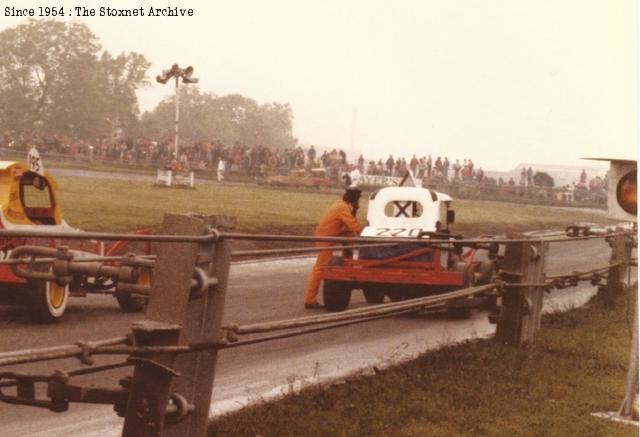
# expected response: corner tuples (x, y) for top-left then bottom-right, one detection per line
(0, 161), (62, 226)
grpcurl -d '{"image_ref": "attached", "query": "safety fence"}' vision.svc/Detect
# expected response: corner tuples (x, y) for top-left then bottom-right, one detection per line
(0, 214), (635, 436)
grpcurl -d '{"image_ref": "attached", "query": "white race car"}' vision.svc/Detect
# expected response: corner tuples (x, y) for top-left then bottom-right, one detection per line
(320, 185), (496, 313)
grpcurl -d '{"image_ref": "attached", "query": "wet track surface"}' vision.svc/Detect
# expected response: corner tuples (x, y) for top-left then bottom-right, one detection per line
(0, 237), (618, 436)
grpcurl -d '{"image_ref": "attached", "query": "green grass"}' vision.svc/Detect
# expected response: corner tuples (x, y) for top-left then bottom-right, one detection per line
(53, 160), (157, 175)
(55, 177), (612, 235)
(209, 293), (637, 437)
(57, 177), (340, 232)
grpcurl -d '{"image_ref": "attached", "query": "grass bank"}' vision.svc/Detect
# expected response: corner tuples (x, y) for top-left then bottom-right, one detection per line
(209, 293), (637, 437)
(55, 176), (612, 235)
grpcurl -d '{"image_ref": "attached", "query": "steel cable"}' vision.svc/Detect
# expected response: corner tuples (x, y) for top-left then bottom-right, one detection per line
(0, 337), (129, 367)
(0, 229), (213, 243)
(219, 230), (633, 245)
(227, 283), (496, 335)
(0, 285), (495, 366)
(0, 258), (628, 368)
(0, 361), (132, 388)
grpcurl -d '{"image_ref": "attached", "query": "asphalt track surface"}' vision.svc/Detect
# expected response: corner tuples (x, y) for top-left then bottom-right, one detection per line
(0, 236), (618, 436)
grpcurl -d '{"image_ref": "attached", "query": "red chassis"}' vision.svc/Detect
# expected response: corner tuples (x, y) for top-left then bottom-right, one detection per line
(319, 244), (491, 313)
(320, 247), (466, 287)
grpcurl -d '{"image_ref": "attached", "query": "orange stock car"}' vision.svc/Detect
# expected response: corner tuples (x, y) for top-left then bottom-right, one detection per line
(0, 157), (149, 322)
(319, 185), (497, 315)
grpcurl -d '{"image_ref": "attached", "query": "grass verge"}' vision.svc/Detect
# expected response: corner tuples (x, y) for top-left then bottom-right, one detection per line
(55, 176), (612, 236)
(209, 293), (637, 437)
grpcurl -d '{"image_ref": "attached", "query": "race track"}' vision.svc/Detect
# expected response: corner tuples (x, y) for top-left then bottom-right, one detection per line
(0, 237), (617, 436)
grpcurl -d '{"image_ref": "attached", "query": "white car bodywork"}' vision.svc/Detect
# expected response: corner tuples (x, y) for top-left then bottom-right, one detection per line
(361, 186), (453, 238)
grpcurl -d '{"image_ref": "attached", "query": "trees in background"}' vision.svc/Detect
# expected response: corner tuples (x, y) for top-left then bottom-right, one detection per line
(0, 19), (297, 150)
(533, 172), (555, 188)
(0, 20), (150, 139)
(140, 87), (297, 149)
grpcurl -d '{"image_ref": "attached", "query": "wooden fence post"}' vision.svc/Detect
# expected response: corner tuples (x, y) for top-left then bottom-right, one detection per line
(495, 239), (547, 346)
(121, 213), (230, 437)
(167, 215), (231, 437)
(601, 234), (632, 307)
(618, 299), (639, 419)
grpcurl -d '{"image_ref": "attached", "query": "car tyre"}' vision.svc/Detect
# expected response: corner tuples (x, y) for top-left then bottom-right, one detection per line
(323, 280), (352, 312)
(28, 279), (69, 323)
(323, 256), (352, 312)
(362, 285), (385, 304)
(475, 260), (495, 285)
(116, 293), (147, 313)
(116, 267), (151, 313)
(446, 262), (474, 319)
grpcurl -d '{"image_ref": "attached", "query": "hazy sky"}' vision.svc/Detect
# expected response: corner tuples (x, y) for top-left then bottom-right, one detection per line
(3, 1), (637, 170)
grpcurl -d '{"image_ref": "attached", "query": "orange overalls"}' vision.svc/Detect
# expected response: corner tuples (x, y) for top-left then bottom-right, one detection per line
(304, 200), (364, 305)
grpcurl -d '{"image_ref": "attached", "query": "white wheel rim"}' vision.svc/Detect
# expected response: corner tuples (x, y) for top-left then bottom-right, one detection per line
(46, 281), (69, 317)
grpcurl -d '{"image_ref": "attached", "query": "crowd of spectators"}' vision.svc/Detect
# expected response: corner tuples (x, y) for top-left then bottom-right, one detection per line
(0, 131), (308, 174)
(355, 154), (486, 184)
(0, 131), (607, 200)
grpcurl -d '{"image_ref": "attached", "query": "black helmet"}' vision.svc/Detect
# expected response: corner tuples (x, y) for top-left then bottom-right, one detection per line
(343, 187), (362, 203)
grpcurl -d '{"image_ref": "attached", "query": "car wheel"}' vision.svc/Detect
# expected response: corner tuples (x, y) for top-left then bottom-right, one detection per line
(28, 279), (69, 323)
(446, 262), (474, 319)
(362, 285), (385, 304)
(116, 267), (151, 313)
(475, 260), (496, 285)
(323, 280), (352, 312)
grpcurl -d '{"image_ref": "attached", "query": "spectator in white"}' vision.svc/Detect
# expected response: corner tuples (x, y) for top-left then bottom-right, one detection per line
(179, 151), (188, 166)
(346, 167), (361, 186)
(520, 168), (527, 186)
(443, 157), (450, 179)
(527, 167), (533, 186)
(217, 158), (226, 182)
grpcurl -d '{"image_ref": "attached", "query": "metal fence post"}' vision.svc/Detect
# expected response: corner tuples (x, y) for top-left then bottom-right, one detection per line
(121, 213), (229, 437)
(495, 239), (547, 346)
(601, 234), (632, 307)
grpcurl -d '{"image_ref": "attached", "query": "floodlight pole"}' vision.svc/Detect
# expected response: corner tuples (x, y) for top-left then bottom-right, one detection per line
(174, 75), (180, 159)
(156, 64), (198, 161)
